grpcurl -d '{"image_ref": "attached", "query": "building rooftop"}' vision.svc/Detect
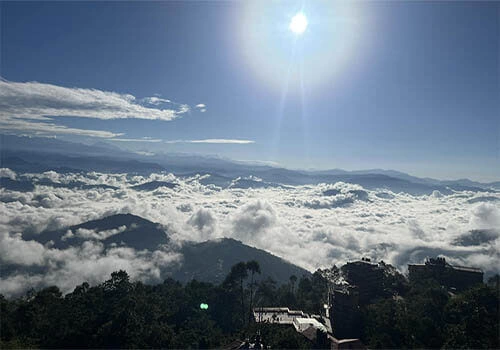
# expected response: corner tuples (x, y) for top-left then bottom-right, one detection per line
(408, 262), (483, 274)
(253, 307), (309, 325)
(293, 317), (328, 333)
(451, 265), (483, 273)
(346, 259), (378, 267)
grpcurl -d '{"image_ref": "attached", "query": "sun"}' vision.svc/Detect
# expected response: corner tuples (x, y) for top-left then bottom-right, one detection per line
(289, 13), (308, 34)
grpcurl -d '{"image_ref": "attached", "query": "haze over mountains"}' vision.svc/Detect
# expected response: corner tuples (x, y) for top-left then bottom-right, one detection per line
(2, 134), (499, 194)
(1, 134), (499, 297)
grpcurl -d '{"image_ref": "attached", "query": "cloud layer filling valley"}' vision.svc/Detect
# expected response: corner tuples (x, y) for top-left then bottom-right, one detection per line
(1, 169), (499, 296)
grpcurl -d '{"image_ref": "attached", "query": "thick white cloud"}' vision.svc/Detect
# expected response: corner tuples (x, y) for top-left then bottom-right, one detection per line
(1, 168), (499, 297)
(0, 232), (181, 297)
(0, 232), (46, 266)
(232, 200), (277, 240)
(431, 190), (443, 198)
(469, 203), (500, 229)
(187, 208), (217, 241)
(0, 168), (17, 180)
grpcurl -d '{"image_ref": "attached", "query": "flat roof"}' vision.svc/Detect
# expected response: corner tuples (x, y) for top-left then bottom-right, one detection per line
(408, 263), (482, 273)
(293, 317), (328, 332)
(253, 307), (309, 325)
(452, 265), (483, 273)
(347, 260), (378, 266)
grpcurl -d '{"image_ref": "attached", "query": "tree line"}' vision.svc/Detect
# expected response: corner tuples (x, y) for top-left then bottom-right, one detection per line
(1, 261), (498, 348)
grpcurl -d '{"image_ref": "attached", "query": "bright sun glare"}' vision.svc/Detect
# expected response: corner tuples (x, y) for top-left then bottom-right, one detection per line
(289, 13), (308, 34)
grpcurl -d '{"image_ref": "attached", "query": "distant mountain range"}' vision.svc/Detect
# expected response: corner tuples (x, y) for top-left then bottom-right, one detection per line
(1, 134), (498, 195)
(25, 213), (310, 285)
(131, 180), (178, 191)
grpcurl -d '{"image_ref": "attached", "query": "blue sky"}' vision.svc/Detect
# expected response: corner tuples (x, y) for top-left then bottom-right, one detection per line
(1, 1), (498, 181)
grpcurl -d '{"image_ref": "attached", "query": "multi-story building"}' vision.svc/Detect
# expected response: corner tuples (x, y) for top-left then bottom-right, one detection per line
(328, 288), (361, 339)
(341, 258), (385, 304)
(408, 257), (483, 291)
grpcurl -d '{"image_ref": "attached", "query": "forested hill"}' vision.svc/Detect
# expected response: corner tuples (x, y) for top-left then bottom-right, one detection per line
(174, 238), (310, 284)
(24, 214), (310, 286)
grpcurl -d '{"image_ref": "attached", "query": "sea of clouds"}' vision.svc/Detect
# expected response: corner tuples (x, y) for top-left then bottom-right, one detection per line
(1, 168), (499, 297)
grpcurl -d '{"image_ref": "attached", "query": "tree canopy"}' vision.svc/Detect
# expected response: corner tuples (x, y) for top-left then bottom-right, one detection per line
(1, 264), (498, 349)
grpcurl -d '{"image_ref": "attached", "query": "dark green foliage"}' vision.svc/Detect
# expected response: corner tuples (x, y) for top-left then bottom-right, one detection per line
(379, 260), (409, 296)
(247, 260), (261, 323)
(1, 263), (498, 349)
(442, 285), (499, 349)
(0, 271), (227, 349)
(362, 298), (404, 348)
(176, 238), (309, 285)
(254, 277), (278, 306)
(241, 323), (312, 349)
(294, 271), (329, 314)
(360, 280), (499, 349)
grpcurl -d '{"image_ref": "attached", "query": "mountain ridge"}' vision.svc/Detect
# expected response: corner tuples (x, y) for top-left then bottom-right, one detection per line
(27, 213), (310, 285)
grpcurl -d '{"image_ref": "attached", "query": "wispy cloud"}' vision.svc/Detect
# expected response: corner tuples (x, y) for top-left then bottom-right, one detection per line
(0, 79), (191, 138)
(142, 97), (172, 106)
(165, 139), (255, 144)
(0, 117), (122, 138)
(109, 138), (163, 143)
(107, 138), (254, 144)
(0, 79), (188, 121)
(195, 103), (207, 113)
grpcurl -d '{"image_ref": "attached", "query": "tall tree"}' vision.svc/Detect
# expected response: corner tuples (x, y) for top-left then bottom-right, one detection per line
(224, 262), (249, 326)
(247, 260), (261, 322)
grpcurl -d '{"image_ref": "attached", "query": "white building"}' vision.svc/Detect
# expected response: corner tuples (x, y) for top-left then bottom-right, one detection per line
(253, 307), (308, 325)
(293, 317), (328, 333)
